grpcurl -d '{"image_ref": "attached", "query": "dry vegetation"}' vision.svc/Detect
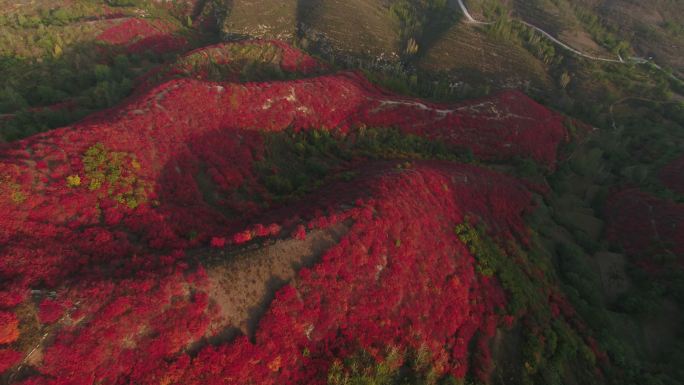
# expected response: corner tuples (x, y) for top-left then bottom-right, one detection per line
(298, 0), (399, 59)
(418, 21), (553, 91)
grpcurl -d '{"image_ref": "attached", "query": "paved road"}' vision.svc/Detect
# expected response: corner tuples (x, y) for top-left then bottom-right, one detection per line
(452, 0), (682, 86)
(455, 0), (487, 24)
(454, 0), (621, 62)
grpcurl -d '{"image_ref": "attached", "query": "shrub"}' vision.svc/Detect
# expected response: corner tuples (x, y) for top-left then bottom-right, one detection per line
(66, 174), (81, 187)
(80, 143), (148, 208)
(39, 298), (67, 324)
(0, 349), (22, 373)
(0, 311), (19, 344)
(210, 237), (226, 248)
(0, 86), (27, 113)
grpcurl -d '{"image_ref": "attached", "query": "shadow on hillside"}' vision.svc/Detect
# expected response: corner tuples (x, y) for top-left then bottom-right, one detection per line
(0, 41), (104, 141)
(121, 126), (365, 348)
(411, 5), (464, 65)
(0, 35), (190, 142)
(1, 124), (368, 372)
(219, 0), (463, 72)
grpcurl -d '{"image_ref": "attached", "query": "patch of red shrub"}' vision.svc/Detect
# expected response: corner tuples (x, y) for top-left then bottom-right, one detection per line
(138, 161), (530, 385)
(99, 73), (565, 166)
(272, 40), (327, 74)
(97, 18), (173, 45)
(126, 34), (188, 55)
(0, 349), (21, 373)
(293, 224), (307, 240)
(6, 160), (530, 384)
(32, 269), (212, 385)
(0, 61), (566, 293)
(0, 311), (19, 345)
(1, 154), (530, 384)
(38, 298), (71, 324)
(210, 236), (226, 248)
(97, 18), (187, 54)
(0, 41), (573, 383)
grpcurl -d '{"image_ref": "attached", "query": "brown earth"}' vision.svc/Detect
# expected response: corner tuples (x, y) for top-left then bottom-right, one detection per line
(204, 222), (350, 341)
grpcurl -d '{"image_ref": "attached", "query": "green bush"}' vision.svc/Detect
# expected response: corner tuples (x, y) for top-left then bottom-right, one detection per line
(0, 86), (28, 113)
(106, 0), (138, 6)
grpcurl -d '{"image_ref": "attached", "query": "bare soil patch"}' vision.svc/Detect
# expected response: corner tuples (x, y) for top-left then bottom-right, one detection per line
(205, 222), (350, 341)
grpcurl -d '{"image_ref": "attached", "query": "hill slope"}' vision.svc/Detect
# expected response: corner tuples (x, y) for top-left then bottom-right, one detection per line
(0, 2), (683, 385)
(0, 41), (601, 385)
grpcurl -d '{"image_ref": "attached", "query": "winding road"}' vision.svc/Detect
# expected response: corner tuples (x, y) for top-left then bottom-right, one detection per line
(455, 0), (489, 25)
(452, 0), (683, 89)
(458, 0), (684, 67)
(454, 0), (623, 62)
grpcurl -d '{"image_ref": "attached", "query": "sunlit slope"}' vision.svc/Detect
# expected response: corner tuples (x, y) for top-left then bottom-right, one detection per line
(222, 0), (299, 40)
(298, 0), (400, 60)
(418, 21), (553, 91)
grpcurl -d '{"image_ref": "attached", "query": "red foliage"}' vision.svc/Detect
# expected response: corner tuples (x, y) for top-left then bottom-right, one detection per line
(293, 224), (306, 240)
(0, 311), (19, 345)
(0, 349), (22, 373)
(97, 18), (172, 45)
(126, 34), (188, 55)
(0, 40), (572, 383)
(232, 230), (253, 244)
(229, 223), (282, 245)
(31, 269), (211, 385)
(0, 66), (562, 294)
(97, 18), (186, 55)
(0, 288), (25, 309)
(210, 237), (226, 248)
(39, 299), (70, 324)
(272, 40), (327, 74)
(1, 159), (531, 384)
(125, 161), (525, 385)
